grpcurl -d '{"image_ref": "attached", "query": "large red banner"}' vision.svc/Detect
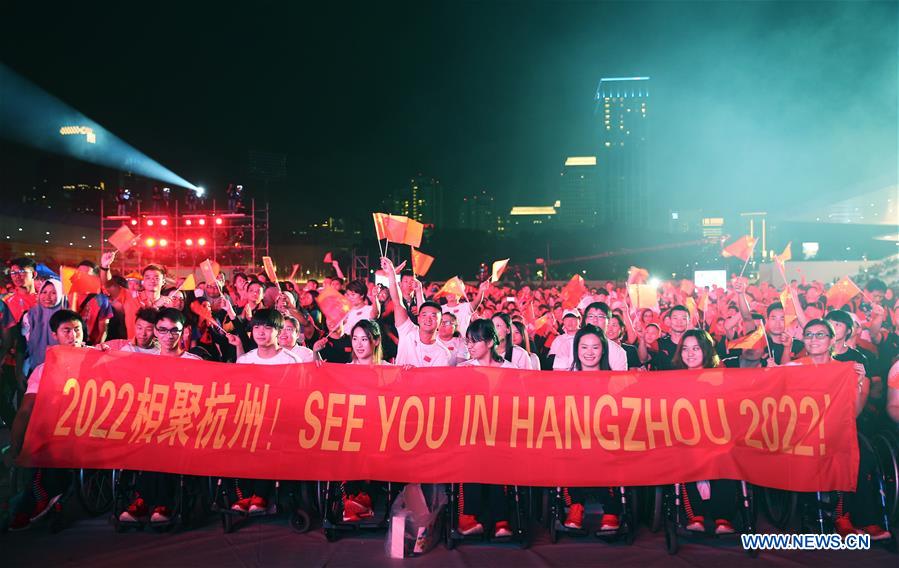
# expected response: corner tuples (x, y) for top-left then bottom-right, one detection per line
(21, 346), (860, 491)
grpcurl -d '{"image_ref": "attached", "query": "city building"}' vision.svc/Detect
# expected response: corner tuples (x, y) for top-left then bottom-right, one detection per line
(391, 174), (444, 227)
(506, 204), (558, 235)
(557, 156), (600, 227)
(596, 76), (650, 227)
(457, 189), (497, 233)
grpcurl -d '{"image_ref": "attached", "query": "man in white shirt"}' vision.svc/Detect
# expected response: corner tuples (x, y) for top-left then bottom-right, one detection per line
(278, 315), (315, 363)
(381, 257), (451, 367)
(236, 308), (303, 366)
(583, 302), (628, 371)
(341, 279), (380, 334)
(152, 308), (203, 360)
(437, 312), (469, 366)
(102, 307), (159, 354)
(549, 310), (582, 371)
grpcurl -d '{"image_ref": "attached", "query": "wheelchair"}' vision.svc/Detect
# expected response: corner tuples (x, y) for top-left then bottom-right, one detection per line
(868, 423), (899, 525)
(2, 467), (112, 533)
(212, 477), (314, 534)
(111, 470), (208, 532)
(444, 483), (531, 549)
(662, 480), (758, 557)
(545, 486), (639, 544)
(318, 480), (398, 542)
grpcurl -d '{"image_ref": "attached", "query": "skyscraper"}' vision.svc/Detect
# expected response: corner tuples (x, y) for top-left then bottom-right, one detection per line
(557, 156), (600, 227)
(596, 77), (649, 227)
(457, 189), (496, 233)
(393, 174), (444, 227)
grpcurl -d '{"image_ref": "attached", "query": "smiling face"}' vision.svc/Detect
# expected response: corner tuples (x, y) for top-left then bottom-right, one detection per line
(38, 282), (58, 308)
(803, 323), (834, 356)
(584, 308), (608, 331)
(154, 318), (183, 352)
(670, 309), (689, 333)
(680, 335), (704, 369)
(417, 306), (441, 334)
(577, 333), (603, 370)
(278, 321), (299, 349)
(142, 269), (164, 296)
(134, 318), (156, 349)
(606, 317), (622, 342)
(352, 327), (376, 360)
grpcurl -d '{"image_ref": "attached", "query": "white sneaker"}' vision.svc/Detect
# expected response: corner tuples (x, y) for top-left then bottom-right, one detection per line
(686, 520), (705, 532)
(119, 510), (138, 523)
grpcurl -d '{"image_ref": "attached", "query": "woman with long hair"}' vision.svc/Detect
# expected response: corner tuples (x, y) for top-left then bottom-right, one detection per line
(511, 320), (540, 371)
(349, 319), (385, 365)
(559, 326), (623, 532)
(491, 312), (533, 369)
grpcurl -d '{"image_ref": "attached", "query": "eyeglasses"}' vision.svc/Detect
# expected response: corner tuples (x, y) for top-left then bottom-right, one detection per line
(155, 326), (183, 336)
(9, 270), (30, 276)
(803, 332), (830, 340)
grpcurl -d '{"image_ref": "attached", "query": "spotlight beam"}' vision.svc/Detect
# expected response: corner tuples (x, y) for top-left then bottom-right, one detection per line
(0, 63), (197, 191)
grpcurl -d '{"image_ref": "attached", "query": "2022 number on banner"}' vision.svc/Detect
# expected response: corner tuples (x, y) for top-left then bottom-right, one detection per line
(21, 346), (860, 491)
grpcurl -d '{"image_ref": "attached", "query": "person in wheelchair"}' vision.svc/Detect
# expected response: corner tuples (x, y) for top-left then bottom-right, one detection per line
(789, 317), (890, 540)
(558, 325), (623, 533)
(8, 310), (86, 530)
(672, 329), (742, 535)
(455, 319), (517, 537)
(118, 308), (201, 525)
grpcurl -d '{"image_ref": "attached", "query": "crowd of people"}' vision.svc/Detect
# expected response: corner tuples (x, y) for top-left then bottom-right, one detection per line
(2, 249), (899, 543)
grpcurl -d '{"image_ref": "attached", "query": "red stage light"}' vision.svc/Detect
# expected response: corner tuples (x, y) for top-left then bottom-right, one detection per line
(198, 237), (207, 246)
(145, 237), (156, 247)
(159, 239), (168, 247)
(130, 219), (138, 226)
(185, 238), (193, 246)
(185, 219), (192, 226)
(147, 219), (154, 227)
(198, 219), (206, 226)
(160, 219), (168, 226)
(215, 218), (223, 225)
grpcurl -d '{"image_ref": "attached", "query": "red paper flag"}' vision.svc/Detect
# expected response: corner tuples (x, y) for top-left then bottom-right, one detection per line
(316, 287), (352, 327)
(491, 258), (510, 283)
(779, 288), (798, 329)
(323, 252), (333, 264)
(825, 276), (862, 309)
(726, 325), (766, 351)
(262, 256), (278, 282)
(435, 276), (466, 299)
(108, 225), (138, 253)
(722, 235), (758, 262)
(561, 275), (587, 310)
(533, 314), (554, 336)
(411, 247), (435, 277)
(404, 218), (424, 248)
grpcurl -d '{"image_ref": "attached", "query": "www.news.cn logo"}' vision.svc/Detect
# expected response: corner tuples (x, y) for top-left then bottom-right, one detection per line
(741, 533), (871, 551)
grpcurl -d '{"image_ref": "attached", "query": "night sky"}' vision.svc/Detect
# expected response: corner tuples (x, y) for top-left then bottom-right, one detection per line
(2, 1), (896, 225)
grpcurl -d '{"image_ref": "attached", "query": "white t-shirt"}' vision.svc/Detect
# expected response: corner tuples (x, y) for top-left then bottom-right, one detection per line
(25, 362), (44, 395)
(510, 345), (535, 370)
(549, 333), (577, 370)
(438, 336), (470, 366)
(529, 352), (541, 371)
(342, 305), (374, 335)
(608, 340), (629, 371)
(442, 302), (473, 336)
(396, 318), (452, 367)
(150, 348), (203, 360)
(288, 344), (315, 363)
(457, 358), (516, 368)
(237, 348), (303, 365)
(120, 342), (158, 355)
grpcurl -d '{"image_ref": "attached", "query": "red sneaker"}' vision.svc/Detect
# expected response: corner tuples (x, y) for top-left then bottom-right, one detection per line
(343, 493), (374, 519)
(494, 520), (512, 538)
(151, 506), (172, 523)
(248, 495), (267, 513)
(30, 494), (62, 522)
(835, 514), (862, 537)
(231, 497), (251, 512)
(119, 498), (148, 522)
(686, 515), (705, 532)
(563, 503), (584, 529)
(861, 525), (892, 541)
(715, 519), (735, 534)
(458, 514), (483, 535)
(600, 514), (620, 531)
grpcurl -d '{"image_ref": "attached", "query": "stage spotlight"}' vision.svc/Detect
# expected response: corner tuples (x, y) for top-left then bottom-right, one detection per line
(185, 219), (192, 226)
(198, 237), (206, 246)
(130, 219), (137, 226)
(215, 218), (223, 225)
(147, 219), (154, 227)
(196, 186), (206, 197)
(145, 237), (156, 247)
(159, 239), (168, 247)
(185, 238), (193, 246)
(160, 219), (168, 226)
(198, 218), (206, 226)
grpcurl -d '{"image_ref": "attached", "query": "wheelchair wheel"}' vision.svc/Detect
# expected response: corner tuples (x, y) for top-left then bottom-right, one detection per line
(872, 432), (899, 523)
(651, 486), (664, 532)
(761, 486), (797, 530)
(78, 469), (114, 516)
(290, 509), (311, 533)
(222, 513), (235, 534)
(664, 518), (678, 555)
(324, 527), (339, 542)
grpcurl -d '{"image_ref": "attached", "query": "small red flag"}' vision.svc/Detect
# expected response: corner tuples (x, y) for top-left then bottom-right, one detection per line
(316, 287), (352, 327)
(435, 277), (466, 299)
(722, 235), (758, 262)
(561, 275), (587, 310)
(411, 247), (435, 277)
(726, 325), (766, 351)
(323, 252), (333, 264)
(825, 276), (862, 309)
(491, 258), (510, 283)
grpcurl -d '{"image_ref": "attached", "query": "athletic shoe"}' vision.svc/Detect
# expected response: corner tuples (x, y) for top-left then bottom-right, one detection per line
(458, 514), (483, 535)
(714, 519), (735, 534)
(835, 514), (862, 536)
(119, 498), (148, 522)
(30, 494), (62, 522)
(343, 493), (374, 519)
(686, 516), (705, 532)
(248, 495), (267, 514)
(861, 525), (892, 541)
(8, 512), (31, 531)
(231, 498), (251, 512)
(599, 514), (620, 531)
(150, 506), (171, 523)
(494, 520), (512, 538)
(563, 503), (584, 529)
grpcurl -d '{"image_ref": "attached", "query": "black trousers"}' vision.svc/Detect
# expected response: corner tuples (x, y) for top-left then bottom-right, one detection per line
(842, 438), (882, 526)
(682, 480), (741, 522)
(565, 487), (623, 515)
(460, 483), (508, 521)
(128, 471), (176, 510)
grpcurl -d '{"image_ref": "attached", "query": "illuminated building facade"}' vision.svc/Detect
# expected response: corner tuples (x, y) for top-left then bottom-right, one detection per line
(557, 156), (600, 227)
(596, 76), (649, 227)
